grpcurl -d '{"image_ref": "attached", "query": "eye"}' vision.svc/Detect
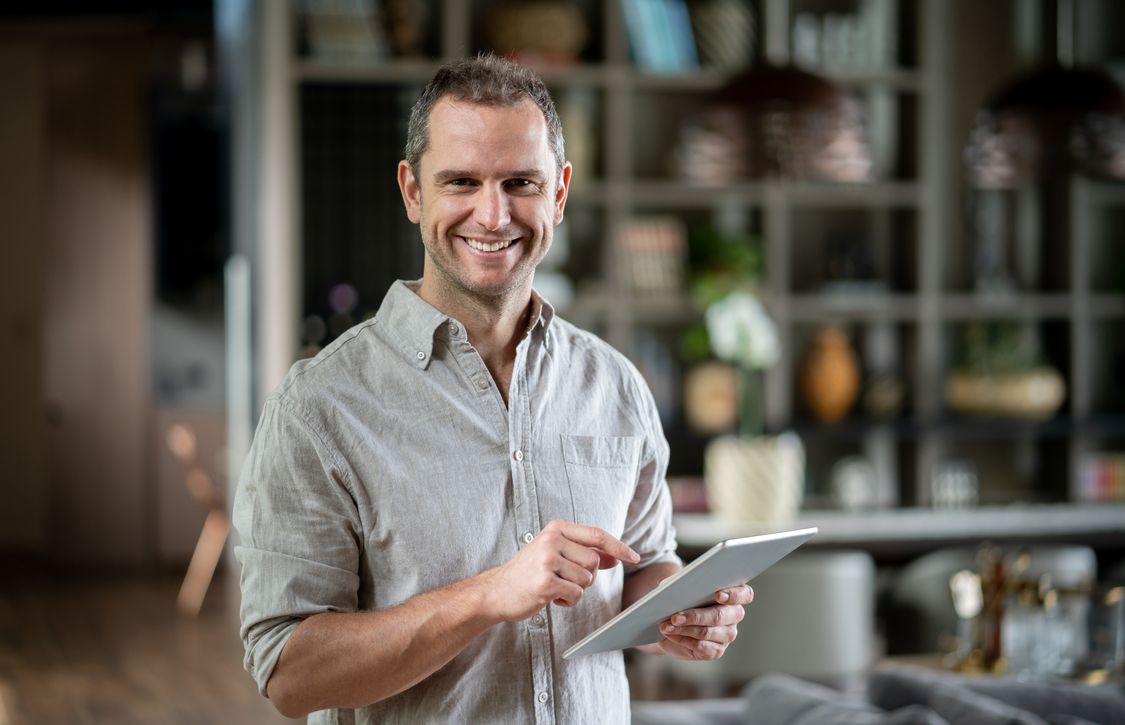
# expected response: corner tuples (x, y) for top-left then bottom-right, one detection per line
(506, 179), (535, 192)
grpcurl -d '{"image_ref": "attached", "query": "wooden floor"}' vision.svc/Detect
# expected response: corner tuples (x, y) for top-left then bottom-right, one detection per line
(0, 564), (299, 725)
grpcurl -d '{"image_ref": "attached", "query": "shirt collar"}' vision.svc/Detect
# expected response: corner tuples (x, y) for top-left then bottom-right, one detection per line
(378, 280), (557, 368)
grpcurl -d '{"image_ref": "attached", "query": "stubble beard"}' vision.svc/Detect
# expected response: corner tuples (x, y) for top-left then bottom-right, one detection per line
(420, 221), (547, 305)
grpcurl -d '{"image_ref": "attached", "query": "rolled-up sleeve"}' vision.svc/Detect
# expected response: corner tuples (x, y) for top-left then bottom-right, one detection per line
(233, 397), (364, 696)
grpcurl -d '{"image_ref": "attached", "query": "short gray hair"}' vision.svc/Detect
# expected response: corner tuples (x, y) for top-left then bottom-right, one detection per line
(405, 53), (566, 184)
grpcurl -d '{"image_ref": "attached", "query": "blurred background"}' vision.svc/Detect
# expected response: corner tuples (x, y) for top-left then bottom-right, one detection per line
(1, 0), (1124, 722)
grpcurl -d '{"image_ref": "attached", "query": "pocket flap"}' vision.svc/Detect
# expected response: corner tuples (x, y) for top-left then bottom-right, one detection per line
(561, 435), (641, 469)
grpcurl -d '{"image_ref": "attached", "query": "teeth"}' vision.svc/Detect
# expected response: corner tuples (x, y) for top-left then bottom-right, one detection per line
(466, 238), (512, 252)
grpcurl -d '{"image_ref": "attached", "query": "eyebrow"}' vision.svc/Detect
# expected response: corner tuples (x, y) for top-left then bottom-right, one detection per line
(432, 169), (549, 183)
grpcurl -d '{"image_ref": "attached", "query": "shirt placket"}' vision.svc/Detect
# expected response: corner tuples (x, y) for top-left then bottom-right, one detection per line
(509, 334), (556, 725)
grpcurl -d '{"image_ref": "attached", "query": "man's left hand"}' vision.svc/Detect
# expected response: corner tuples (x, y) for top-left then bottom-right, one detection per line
(636, 585), (753, 660)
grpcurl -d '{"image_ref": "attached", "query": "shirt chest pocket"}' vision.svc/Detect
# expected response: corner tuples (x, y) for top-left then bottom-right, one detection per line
(560, 435), (642, 538)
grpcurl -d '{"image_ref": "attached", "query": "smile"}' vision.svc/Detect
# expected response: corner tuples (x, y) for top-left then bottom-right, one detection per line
(463, 237), (515, 252)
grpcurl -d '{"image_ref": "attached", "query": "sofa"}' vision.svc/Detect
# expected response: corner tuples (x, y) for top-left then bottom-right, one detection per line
(630, 665), (1125, 725)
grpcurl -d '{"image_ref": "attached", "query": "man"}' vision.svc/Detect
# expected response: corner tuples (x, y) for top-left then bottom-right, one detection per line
(234, 54), (752, 724)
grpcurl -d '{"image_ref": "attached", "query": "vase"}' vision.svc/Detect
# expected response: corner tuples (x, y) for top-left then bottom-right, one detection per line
(800, 325), (860, 423)
(705, 433), (805, 523)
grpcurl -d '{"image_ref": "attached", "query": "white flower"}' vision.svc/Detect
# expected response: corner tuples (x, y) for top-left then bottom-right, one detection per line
(705, 291), (780, 370)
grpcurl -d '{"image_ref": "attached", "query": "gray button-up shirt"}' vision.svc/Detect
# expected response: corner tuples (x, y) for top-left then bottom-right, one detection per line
(234, 280), (679, 724)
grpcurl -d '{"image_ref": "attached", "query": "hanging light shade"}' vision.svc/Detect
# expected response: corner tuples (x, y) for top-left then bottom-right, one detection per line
(676, 64), (872, 183)
(965, 65), (1125, 187)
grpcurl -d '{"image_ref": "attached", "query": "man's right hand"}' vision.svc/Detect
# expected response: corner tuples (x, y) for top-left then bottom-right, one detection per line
(481, 520), (640, 622)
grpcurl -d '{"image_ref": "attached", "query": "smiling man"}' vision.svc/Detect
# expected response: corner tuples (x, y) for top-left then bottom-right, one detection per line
(234, 54), (752, 724)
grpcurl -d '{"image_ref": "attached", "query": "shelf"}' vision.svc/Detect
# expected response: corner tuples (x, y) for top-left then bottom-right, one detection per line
(821, 67), (923, 91)
(626, 180), (920, 209)
(672, 503), (1125, 551)
(787, 293), (918, 321)
(294, 58), (442, 84)
(940, 293), (1072, 320)
(565, 290), (702, 325)
(1091, 295), (1125, 317)
(783, 415), (1125, 441)
(293, 59), (926, 94)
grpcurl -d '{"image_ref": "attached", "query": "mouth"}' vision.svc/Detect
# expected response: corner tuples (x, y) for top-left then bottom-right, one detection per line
(461, 236), (518, 252)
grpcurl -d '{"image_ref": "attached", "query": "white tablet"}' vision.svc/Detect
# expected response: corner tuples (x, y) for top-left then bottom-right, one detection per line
(563, 527), (818, 659)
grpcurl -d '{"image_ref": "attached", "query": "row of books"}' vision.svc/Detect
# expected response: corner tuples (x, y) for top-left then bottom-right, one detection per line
(620, 0), (699, 72)
(1078, 453), (1125, 503)
(615, 217), (686, 298)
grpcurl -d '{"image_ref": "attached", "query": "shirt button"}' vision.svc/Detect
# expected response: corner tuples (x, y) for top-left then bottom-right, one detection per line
(449, 322), (460, 335)
(477, 379), (488, 389)
(415, 351), (425, 360)
(514, 450), (524, 461)
(533, 615), (544, 625)
(538, 692), (549, 704)
(523, 532), (533, 544)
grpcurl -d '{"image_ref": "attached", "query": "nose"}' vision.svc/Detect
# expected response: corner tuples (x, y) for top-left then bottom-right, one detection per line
(473, 183), (511, 232)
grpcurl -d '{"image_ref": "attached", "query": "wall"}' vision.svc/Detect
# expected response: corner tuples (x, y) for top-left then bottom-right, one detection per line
(0, 24), (152, 566)
(0, 42), (48, 550)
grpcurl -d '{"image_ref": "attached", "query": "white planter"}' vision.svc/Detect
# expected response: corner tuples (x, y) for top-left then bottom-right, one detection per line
(704, 433), (805, 523)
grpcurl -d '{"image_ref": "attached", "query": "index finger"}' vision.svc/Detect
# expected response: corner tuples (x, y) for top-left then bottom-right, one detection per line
(545, 520), (640, 564)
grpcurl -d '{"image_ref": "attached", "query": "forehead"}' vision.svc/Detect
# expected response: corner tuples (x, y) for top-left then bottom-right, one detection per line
(422, 97), (552, 173)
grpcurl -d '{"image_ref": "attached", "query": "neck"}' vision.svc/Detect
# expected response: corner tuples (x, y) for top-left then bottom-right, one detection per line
(416, 271), (535, 405)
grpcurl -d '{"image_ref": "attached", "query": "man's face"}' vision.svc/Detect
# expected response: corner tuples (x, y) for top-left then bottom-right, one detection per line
(398, 97), (571, 302)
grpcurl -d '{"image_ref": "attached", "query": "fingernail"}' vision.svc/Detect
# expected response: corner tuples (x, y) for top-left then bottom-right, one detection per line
(663, 624), (676, 633)
(672, 614), (686, 625)
(629, 548), (640, 562)
(719, 591), (730, 603)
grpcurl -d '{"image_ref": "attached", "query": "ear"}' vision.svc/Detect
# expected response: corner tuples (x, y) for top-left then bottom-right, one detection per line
(398, 160), (422, 223)
(553, 161), (572, 225)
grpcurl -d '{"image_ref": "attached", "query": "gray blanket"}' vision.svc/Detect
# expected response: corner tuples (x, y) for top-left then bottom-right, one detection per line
(743, 667), (1125, 725)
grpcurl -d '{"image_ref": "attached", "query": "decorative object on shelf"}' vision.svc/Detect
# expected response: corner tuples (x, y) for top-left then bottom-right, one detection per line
(860, 321), (904, 420)
(820, 231), (888, 297)
(534, 218), (574, 311)
(685, 223), (763, 306)
(1077, 452), (1125, 503)
(963, 28), (1125, 295)
(705, 432), (804, 523)
(557, 87), (597, 190)
(930, 459), (979, 509)
(945, 321), (1067, 420)
(799, 325), (860, 423)
(614, 217), (686, 298)
(699, 291), (802, 523)
(945, 368), (1066, 420)
(620, 0), (699, 73)
(681, 223), (764, 435)
(299, 0), (390, 64)
(682, 360), (738, 434)
(947, 544), (1114, 679)
(830, 455), (878, 511)
(861, 373), (904, 419)
(676, 65), (873, 183)
(706, 291), (780, 436)
(384, 0), (429, 58)
(965, 66), (1125, 188)
(666, 475), (709, 513)
(688, 0), (754, 71)
(790, 0), (898, 72)
(488, 1), (589, 67)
